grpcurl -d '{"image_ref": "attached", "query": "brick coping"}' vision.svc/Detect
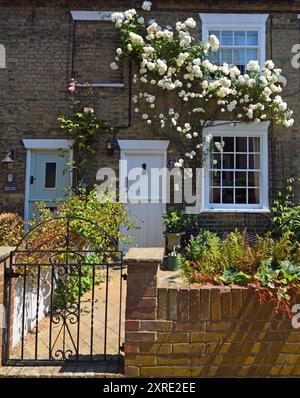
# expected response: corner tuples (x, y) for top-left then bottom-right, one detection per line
(0, 247), (14, 262)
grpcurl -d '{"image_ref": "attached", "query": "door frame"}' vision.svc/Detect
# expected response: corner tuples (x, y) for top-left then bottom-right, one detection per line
(22, 139), (74, 223)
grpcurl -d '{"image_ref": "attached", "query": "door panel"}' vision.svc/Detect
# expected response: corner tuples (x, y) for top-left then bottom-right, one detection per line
(28, 150), (70, 218)
(121, 150), (166, 249)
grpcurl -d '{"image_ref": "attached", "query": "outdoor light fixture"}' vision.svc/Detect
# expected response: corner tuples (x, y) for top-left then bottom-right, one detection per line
(106, 132), (117, 156)
(1, 149), (15, 165)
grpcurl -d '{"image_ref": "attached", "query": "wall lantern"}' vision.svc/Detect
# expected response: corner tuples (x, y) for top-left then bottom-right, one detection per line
(106, 132), (118, 156)
(1, 149), (15, 166)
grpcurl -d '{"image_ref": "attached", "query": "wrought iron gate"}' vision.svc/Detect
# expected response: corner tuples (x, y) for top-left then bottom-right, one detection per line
(3, 217), (126, 366)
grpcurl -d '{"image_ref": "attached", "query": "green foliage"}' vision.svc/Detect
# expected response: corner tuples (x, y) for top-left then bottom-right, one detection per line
(181, 228), (300, 315)
(53, 254), (106, 308)
(162, 208), (192, 233)
(185, 229), (222, 276)
(28, 187), (134, 252)
(219, 269), (252, 285)
(0, 212), (24, 246)
(272, 178), (300, 241)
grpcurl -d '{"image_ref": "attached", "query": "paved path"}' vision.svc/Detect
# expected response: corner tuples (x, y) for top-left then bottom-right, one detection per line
(1, 267), (126, 377)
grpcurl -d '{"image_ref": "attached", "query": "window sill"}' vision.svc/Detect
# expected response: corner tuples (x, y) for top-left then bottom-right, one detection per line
(201, 208), (271, 213)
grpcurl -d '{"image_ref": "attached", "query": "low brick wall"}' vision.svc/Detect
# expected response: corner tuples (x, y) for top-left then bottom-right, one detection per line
(124, 249), (300, 377)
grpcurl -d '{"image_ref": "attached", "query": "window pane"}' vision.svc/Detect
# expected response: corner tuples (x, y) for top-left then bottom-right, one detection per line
(235, 188), (247, 203)
(210, 188), (221, 203)
(222, 137), (234, 152)
(247, 31), (258, 46)
(210, 171), (221, 186)
(45, 162), (56, 188)
(221, 30), (233, 45)
(235, 171), (247, 187)
(211, 154), (221, 168)
(223, 188), (234, 203)
(249, 154), (260, 169)
(236, 154), (247, 169)
(234, 31), (246, 45)
(210, 52), (219, 63)
(222, 171), (234, 187)
(223, 154), (234, 169)
(234, 48), (245, 66)
(248, 188), (260, 204)
(249, 137), (260, 152)
(245, 48), (258, 63)
(248, 171), (260, 186)
(220, 48), (233, 63)
(236, 137), (247, 152)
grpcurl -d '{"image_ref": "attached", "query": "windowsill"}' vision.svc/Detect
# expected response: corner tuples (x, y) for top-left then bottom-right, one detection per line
(201, 208), (271, 213)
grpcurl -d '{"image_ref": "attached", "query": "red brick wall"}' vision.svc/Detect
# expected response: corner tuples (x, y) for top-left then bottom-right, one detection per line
(124, 255), (300, 377)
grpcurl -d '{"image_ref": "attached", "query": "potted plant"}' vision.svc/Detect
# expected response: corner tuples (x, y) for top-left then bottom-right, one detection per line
(167, 248), (182, 271)
(163, 208), (189, 251)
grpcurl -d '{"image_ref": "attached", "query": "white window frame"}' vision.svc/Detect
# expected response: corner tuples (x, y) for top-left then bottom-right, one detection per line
(199, 13), (269, 68)
(202, 121), (270, 213)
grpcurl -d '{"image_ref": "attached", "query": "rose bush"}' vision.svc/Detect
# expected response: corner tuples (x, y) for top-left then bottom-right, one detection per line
(110, 1), (293, 165)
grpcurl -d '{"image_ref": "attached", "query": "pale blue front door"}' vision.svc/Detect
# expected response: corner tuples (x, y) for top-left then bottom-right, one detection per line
(28, 150), (71, 219)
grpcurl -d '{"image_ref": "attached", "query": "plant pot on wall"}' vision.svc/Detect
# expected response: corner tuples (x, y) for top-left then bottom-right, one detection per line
(164, 231), (185, 251)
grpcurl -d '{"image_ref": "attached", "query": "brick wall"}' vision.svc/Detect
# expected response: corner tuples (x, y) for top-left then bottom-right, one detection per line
(124, 248), (300, 377)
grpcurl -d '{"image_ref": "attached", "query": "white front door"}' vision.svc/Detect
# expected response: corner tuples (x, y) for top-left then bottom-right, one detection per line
(28, 150), (71, 219)
(119, 140), (169, 249)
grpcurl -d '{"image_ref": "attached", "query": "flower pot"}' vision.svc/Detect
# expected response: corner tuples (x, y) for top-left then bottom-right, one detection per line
(167, 255), (181, 271)
(165, 232), (185, 251)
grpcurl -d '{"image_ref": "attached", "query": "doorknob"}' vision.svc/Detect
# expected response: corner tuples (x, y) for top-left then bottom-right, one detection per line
(30, 176), (36, 184)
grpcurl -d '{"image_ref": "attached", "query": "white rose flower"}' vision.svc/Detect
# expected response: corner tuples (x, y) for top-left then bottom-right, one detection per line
(142, 1), (152, 11)
(209, 34), (219, 52)
(265, 60), (275, 70)
(110, 62), (119, 70)
(137, 17), (145, 24)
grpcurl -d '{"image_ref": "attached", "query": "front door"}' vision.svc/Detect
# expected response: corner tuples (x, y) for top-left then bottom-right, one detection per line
(119, 140), (169, 249)
(28, 150), (71, 219)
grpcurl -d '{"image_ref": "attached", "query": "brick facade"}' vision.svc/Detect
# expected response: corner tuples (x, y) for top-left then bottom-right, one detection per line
(0, 1), (300, 232)
(124, 248), (300, 378)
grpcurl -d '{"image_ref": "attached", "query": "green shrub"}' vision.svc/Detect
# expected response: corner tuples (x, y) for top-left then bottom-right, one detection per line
(0, 212), (24, 246)
(162, 208), (192, 233)
(272, 178), (300, 241)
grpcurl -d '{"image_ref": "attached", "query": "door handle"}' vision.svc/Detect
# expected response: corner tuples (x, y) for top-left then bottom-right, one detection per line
(30, 176), (36, 184)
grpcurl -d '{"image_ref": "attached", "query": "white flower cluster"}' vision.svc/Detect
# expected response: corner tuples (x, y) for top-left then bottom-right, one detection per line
(110, 2), (294, 164)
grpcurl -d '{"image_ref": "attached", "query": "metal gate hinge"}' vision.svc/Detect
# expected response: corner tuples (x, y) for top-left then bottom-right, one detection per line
(5, 268), (21, 279)
(122, 273), (127, 281)
(120, 342), (125, 352)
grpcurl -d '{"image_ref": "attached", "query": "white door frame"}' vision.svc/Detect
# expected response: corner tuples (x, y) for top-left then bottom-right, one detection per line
(22, 139), (74, 223)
